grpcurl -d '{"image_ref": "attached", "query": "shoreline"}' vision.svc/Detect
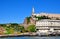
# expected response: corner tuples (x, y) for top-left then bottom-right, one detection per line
(0, 32), (60, 37)
(0, 34), (60, 38)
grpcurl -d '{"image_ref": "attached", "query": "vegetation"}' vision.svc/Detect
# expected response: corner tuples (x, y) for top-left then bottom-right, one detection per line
(35, 15), (51, 20)
(18, 26), (25, 32)
(0, 23), (25, 34)
(27, 24), (36, 32)
(0, 23), (36, 35)
(26, 17), (31, 24)
(56, 18), (60, 20)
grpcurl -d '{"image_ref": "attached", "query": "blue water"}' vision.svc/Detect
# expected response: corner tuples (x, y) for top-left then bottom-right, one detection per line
(0, 36), (60, 39)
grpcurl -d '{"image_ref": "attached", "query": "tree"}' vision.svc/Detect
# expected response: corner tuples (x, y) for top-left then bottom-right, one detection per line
(27, 24), (36, 32)
(26, 17), (31, 24)
(18, 26), (25, 32)
(35, 15), (51, 20)
(9, 23), (19, 32)
(56, 18), (60, 20)
(0, 24), (6, 27)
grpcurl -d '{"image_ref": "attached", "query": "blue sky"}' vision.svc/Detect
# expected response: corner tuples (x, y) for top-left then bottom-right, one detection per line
(0, 0), (60, 24)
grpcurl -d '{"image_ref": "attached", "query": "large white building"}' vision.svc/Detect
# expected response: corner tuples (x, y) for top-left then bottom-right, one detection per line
(36, 19), (60, 33)
(31, 7), (60, 35)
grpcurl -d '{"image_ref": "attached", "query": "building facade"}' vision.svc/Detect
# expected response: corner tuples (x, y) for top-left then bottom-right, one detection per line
(36, 19), (60, 32)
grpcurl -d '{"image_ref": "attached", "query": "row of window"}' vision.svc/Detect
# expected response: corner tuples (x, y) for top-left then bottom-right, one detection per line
(36, 22), (60, 26)
(36, 27), (60, 29)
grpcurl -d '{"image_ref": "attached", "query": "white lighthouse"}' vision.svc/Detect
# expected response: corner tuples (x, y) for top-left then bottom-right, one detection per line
(32, 7), (35, 15)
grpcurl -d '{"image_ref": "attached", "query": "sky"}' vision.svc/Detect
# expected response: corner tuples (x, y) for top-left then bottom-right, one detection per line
(0, 0), (60, 24)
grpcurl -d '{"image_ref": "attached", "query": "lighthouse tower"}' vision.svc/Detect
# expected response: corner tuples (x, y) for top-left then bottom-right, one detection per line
(32, 7), (35, 15)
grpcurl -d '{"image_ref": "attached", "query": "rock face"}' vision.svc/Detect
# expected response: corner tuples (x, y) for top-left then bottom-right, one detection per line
(30, 17), (36, 25)
(23, 17), (36, 28)
(23, 18), (28, 28)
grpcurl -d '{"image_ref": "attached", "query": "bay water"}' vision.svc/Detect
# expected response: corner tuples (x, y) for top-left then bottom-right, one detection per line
(0, 36), (60, 39)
